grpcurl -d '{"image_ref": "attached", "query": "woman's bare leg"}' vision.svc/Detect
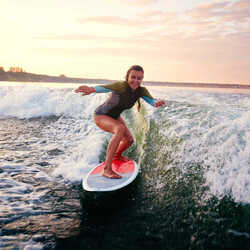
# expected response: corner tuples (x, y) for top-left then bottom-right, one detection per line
(114, 117), (134, 161)
(94, 115), (126, 178)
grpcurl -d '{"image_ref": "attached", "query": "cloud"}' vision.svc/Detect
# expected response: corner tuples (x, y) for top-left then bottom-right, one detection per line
(177, 0), (250, 39)
(224, 0), (250, 22)
(188, 0), (250, 23)
(78, 16), (140, 26)
(125, 0), (156, 5)
(36, 0), (250, 48)
(77, 1), (250, 40)
(232, 0), (250, 9)
(188, 2), (230, 19)
(34, 33), (119, 41)
(105, 0), (157, 6)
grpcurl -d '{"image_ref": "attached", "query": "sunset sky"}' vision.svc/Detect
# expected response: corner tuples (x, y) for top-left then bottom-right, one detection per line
(1, 0), (250, 84)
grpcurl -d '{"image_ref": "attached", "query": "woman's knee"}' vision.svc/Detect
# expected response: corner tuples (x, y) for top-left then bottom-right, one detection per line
(115, 123), (126, 136)
(125, 134), (134, 146)
(128, 136), (134, 146)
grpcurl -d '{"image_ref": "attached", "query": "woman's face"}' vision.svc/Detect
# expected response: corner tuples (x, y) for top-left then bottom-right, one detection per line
(127, 70), (144, 90)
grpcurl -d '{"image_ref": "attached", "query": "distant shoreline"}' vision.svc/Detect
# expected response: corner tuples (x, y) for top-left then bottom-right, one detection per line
(0, 71), (110, 84)
(0, 70), (250, 90)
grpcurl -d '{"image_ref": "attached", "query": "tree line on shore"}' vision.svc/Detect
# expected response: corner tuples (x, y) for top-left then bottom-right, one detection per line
(0, 66), (112, 84)
(0, 66), (25, 73)
(0, 66), (65, 76)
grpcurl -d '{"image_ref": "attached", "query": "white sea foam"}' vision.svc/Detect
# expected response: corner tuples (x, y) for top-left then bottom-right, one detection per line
(0, 83), (109, 182)
(0, 83), (103, 119)
(51, 129), (106, 182)
(156, 90), (250, 203)
(1, 83), (250, 203)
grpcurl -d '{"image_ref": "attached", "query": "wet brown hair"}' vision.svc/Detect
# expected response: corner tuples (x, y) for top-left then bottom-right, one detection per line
(125, 65), (144, 112)
(125, 65), (144, 82)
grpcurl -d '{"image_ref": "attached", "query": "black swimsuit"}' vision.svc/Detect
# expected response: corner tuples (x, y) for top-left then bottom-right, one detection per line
(94, 81), (154, 119)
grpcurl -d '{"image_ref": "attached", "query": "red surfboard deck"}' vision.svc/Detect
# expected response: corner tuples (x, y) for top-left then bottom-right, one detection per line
(90, 159), (135, 175)
(82, 159), (139, 192)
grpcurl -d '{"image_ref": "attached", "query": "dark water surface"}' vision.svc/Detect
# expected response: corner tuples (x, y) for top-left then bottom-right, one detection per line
(1, 84), (250, 249)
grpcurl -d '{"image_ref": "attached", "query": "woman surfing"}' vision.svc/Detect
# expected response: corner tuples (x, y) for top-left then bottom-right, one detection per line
(75, 65), (165, 179)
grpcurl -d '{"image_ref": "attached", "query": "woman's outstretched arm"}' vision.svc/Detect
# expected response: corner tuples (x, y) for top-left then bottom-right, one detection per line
(142, 96), (165, 107)
(75, 85), (111, 96)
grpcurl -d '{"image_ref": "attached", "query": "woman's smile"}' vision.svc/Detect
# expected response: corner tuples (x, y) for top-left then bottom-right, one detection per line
(127, 70), (143, 90)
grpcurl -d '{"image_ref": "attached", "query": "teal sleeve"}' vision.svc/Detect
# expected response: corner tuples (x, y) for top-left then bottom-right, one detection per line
(94, 86), (112, 93)
(142, 96), (156, 107)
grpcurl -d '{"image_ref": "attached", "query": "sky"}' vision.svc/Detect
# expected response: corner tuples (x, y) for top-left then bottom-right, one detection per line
(1, 0), (250, 84)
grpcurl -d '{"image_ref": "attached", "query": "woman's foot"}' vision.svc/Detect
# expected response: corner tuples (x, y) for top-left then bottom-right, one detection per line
(102, 168), (122, 179)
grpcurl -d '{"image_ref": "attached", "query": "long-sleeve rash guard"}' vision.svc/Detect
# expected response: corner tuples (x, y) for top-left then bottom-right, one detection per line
(93, 81), (156, 119)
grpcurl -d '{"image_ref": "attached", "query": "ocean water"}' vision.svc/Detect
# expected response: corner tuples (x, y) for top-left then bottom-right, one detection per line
(0, 81), (250, 250)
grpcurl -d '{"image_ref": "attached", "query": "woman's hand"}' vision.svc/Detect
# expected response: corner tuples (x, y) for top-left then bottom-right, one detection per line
(154, 99), (165, 107)
(75, 85), (95, 96)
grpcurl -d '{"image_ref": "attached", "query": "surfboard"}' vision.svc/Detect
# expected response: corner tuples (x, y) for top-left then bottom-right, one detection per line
(82, 159), (139, 192)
